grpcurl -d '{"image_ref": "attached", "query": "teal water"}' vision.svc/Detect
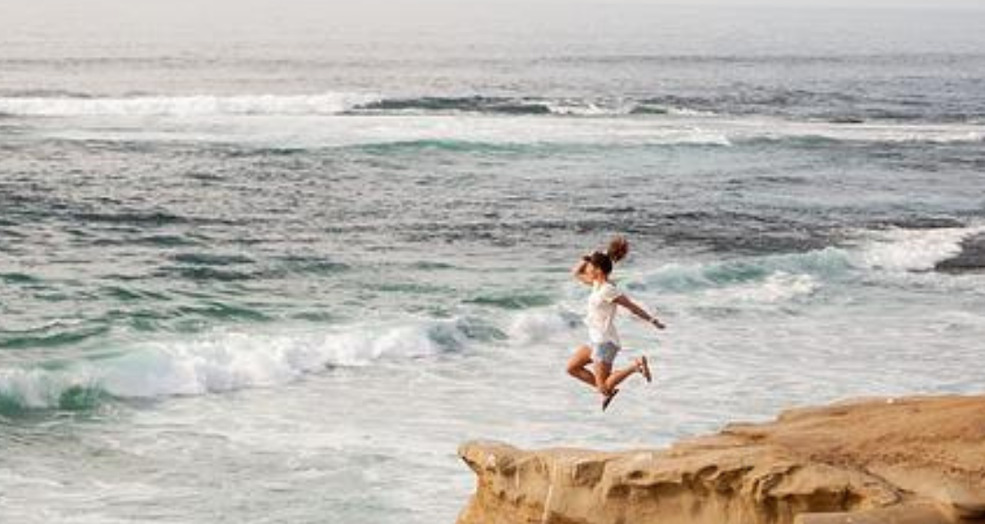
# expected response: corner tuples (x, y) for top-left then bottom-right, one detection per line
(2, 3), (985, 523)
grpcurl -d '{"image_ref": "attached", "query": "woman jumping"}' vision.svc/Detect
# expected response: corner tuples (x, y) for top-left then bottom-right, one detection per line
(567, 236), (665, 410)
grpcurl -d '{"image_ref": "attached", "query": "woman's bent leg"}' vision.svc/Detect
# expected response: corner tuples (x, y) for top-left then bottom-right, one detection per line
(566, 345), (596, 388)
(604, 358), (642, 391)
(593, 361), (613, 395)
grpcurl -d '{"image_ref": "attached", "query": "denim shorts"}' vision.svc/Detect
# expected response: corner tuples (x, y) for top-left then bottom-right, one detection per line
(591, 341), (620, 365)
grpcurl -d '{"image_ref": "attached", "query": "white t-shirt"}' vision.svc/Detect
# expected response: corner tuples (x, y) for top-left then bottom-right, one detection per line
(585, 281), (622, 345)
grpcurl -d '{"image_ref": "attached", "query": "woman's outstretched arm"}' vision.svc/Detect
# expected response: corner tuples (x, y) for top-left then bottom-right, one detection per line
(613, 295), (665, 329)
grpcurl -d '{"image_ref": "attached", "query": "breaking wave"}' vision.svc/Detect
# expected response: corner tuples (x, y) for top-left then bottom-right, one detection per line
(0, 92), (380, 117)
(0, 317), (492, 413)
(0, 92), (712, 119)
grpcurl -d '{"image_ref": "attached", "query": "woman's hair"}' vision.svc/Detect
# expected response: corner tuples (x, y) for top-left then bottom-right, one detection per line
(585, 235), (630, 276)
(606, 235), (629, 264)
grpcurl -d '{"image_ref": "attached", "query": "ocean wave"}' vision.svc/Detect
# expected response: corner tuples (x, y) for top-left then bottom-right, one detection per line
(351, 96), (628, 117)
(0, 92), (718, 119)
(0, 92), (379, 117)
(21, 110), (980, 150)
(698, 272), (820, 304)
(746, 130), (985, 146)
(641, 248), (853, 294)
(505, 308), (582, 345)
(353, 96), (552, 116)
(851, 225), (985, 272)
(2, 89), (982, 128)
(351, 96), (720, 118)
(637, 224), (985, 301)
(0, 317), (491, 413)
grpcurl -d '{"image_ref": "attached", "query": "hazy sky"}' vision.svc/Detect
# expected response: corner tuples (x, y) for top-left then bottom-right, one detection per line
(2, 0), (983, 54)
(4, 0), (985, 8)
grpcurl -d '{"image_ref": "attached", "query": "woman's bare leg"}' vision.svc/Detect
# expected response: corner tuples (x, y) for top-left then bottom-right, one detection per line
(604, 357), (643, 392)
(566, 345), (596, 388)
(593, 361), (613, 395)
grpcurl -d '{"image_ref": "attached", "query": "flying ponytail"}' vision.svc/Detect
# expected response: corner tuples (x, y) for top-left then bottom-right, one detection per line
(606, 235), (629, 265)
(584, 235), (630, 276)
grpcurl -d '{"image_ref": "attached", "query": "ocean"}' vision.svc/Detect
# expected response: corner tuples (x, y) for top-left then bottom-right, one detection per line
(2, 2), (984, 522)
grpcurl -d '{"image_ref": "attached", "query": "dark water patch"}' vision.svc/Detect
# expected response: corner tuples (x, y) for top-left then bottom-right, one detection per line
(0, 324), (110, 350)
(868, 217), (966, 230)
(0, 394), (28, 417)
(217, 146), (312, 159)
(700, 229), (833, 254)
(725, 174), (810, 187)
(465, 293), (555, 310)
(103, 285), (143, 301)
(274, 256), (351, 275)
(353, 96), (552, 116)
(72, 210), (190, 226)
(370, 282), (452, 294)
(289, 311), (335, 322)
(393, 211), (836, 255)
(357, 139), (536, 155)
(71, 208), (243, 228)
(56, 385), (107, 411)
(0, 385), (109, 418)
(90, 233), (206, 248)
(173, 252), (255, 266)
(176, 302), (270, 322)
(629, 104), (670, 115)
(455, 317), (507, 342)
(139, 234), (199, 247)
(126, 311), (170, 331)
(581, 205), (638, 215)
(647, 262), (771, 293)
(0, 88), (96, 98)
(742, 135), (845, 148)
(1, 272), (40, 284)
(936, 233), (985, 273)
(101, 285), (172, 303)
(185, 171), (226, 182)
(0, 187), (76, 220)
(410, 261), (456, 270)
(754, 175), (809, 184)
(169, 266), (258, 282)
(829, 116), (866, 124)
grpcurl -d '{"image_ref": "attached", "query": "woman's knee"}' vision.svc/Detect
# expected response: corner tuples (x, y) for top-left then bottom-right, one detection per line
(566, 359), (585, 375)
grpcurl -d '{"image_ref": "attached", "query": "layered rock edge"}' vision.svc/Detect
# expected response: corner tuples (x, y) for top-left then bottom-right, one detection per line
(457, 395), (985, 524)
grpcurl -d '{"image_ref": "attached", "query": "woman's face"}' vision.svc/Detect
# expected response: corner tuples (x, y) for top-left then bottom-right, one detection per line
(587, 262), (604, 280)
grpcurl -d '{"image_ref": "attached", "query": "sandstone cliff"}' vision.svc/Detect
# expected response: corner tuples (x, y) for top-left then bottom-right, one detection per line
(458, 395), (985, 524)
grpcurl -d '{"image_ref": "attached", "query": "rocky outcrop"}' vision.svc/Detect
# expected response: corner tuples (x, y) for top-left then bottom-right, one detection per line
(937, 233), (985, 273)
(457, 396), (985, 524)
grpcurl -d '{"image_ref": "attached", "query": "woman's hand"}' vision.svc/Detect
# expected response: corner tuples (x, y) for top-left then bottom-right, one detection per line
(572, 258), (593, 285)
(650, 318), (666, 330)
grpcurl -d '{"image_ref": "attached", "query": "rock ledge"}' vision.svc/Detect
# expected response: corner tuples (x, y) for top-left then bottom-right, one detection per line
(458, 395), (985, 524)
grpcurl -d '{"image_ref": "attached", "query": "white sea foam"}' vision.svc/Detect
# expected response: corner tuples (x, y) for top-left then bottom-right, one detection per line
(506, 308), (579, 345)
(852, 225), (985, 272)
(665, 106), (718, 117)
(20, 106), (981, 149)
(34, 113), (742, 148)
(638, 225), (982, 305)
(700, 272), (820, 304)
(543, 100), (613, 116)
(642, 247), (851, 295)
(0, 318), (473, 409)
(741, 120), (985, 145)
(0, 93), (379, 117)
